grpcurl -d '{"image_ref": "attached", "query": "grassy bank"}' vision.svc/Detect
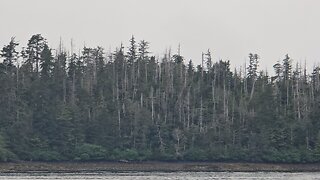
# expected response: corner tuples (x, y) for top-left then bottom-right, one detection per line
(0, 162), (320, 173)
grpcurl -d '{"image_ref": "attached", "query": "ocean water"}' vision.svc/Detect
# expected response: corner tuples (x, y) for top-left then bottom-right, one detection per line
(0, 172), (320, 180)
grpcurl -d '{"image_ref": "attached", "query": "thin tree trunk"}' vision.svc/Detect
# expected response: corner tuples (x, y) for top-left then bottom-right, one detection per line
(151, 86), (154, 123)
(199, 96), (203, 133)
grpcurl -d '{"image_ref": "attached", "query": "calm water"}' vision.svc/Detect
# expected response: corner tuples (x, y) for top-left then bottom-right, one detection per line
(0, 172), (320, 180)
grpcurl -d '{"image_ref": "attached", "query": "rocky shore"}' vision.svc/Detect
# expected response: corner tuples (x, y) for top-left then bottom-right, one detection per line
(0, 162), (320, 173)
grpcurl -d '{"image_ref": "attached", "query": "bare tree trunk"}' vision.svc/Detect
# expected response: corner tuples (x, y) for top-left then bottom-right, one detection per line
(71, 70), (76, 106)
(244, 63), (248, 95)
(249, 79), (256, 102)
(88, 108), (91, 121)
(187, 88), (190, 129)
(212, 79), (216, 129)
(140, 93), (143, 107)
(306, 129), (310, 150)
(179, 101), (182, 123)
(145, 60), (148, 83)
(151, 87), (154, 123)
(201, 53), (204, 78)
(124, 60), (128, 93)
(118, 108), (121, 137)
(199, 96), (203, 133)
(16, 66), (19, 121)
(286, 80), (289, 112)
(158, 124), (165, 153)
(295, 66), (301, 121)
(63, 77), (67, 104)
(223, 79), (228, 122)
(112, 61), (116, 102)
(116, 75), (121, 137)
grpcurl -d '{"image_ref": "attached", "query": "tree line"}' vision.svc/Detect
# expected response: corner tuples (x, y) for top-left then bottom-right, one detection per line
(1, 34), (320, 162)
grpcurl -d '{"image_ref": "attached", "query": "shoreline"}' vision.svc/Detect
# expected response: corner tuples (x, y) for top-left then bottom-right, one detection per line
(0, 162), (320, 173)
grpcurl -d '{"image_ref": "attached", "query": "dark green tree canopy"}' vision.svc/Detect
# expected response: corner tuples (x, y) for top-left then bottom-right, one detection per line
(0, 34), (319, 163)
(1, 37), (19, 67)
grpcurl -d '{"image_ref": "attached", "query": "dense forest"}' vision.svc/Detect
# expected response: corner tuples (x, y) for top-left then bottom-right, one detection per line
(1, 34), (320, 163)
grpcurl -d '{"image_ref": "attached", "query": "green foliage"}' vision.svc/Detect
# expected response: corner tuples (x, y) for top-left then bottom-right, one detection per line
(112, 149), (139, 161)
(184, 148), (207, 161)
(0, 148), (17, 162)
(30, 150), (62, 161)
(0, 135), (17, 161)
(74, 144), (107, 161)
(314, 133), (320, 161)
(0, 34), (320, 163)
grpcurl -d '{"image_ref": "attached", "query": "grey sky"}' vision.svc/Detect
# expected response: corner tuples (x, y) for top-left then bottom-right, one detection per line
(1, 0), (320, 71)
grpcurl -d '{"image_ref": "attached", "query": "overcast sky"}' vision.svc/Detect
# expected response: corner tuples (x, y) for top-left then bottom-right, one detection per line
(1, 0), (320, 71)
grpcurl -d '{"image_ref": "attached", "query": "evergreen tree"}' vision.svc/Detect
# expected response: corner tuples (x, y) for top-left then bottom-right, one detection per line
(0, 35), (320, 162)
(1, 37), (19, 68)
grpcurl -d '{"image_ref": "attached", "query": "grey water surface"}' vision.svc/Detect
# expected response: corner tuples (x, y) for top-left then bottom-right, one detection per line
(1, 172), (320, 180)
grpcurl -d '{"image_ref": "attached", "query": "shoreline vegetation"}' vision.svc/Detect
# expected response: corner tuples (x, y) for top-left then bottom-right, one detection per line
(0, 162), (320, 173)
(2, 34), (320, 164)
